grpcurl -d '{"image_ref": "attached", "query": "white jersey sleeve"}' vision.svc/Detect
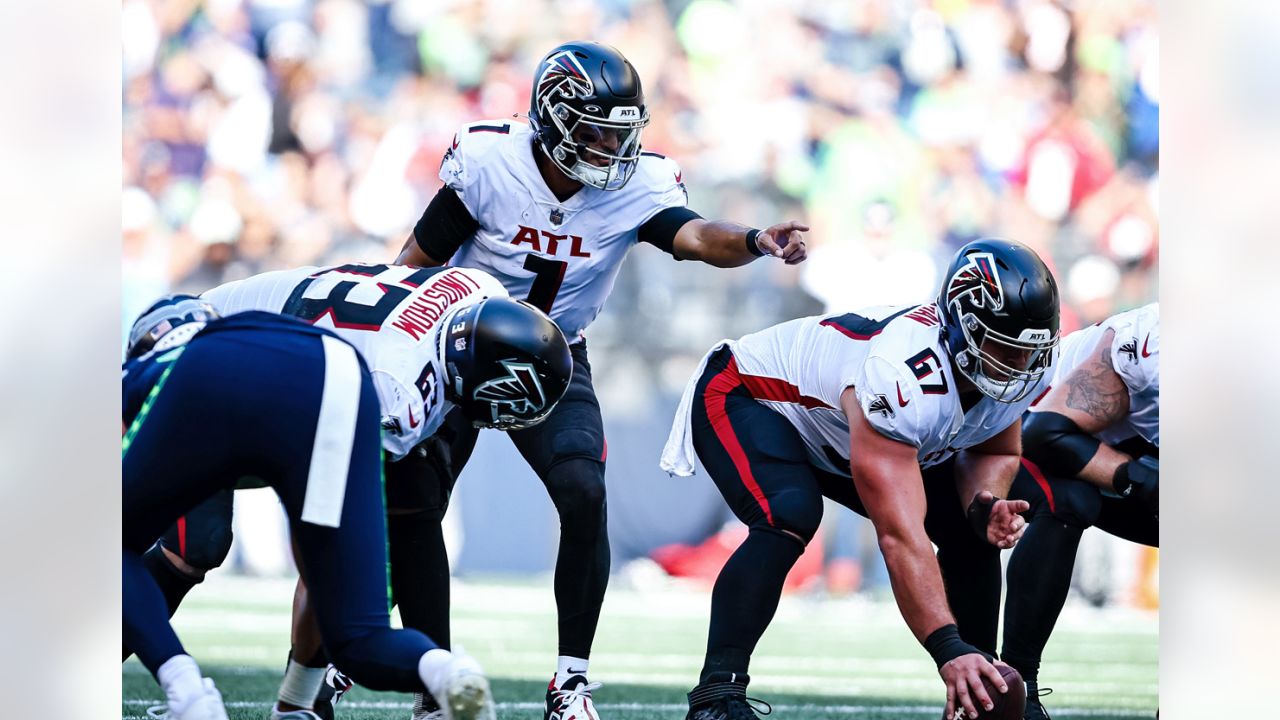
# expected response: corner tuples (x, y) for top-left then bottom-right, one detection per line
(628, 152), (691, 229)
(1107, 304), (1159, 395)
(440, 121), (519, 221)
(852, 355), (934, 449)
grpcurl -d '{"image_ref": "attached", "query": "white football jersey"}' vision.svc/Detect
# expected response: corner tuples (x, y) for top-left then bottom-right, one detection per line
(438, 119), (687, 341)
(662, 304), (1050, 477)
(1041, 303), (1159, 447)
(202, 263), (508, 460)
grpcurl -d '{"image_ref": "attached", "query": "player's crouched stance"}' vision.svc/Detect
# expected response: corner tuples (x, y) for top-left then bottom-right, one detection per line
(661, 240), (1060, 720)
(122, 298), (569, 720)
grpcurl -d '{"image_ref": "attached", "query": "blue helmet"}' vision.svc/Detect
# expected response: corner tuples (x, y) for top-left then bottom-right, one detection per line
(126, 294), (220, 360)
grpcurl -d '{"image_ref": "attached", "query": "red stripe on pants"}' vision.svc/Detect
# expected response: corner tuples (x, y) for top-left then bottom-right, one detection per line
(176, 515), (188, 558)
(703, 357), (773, 525)
(1021, 457), (1055, 514)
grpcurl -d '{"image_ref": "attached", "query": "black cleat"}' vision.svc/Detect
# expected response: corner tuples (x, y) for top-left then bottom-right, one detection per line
(1024, 683), (1053, 720)
(685, 674), (772, 720)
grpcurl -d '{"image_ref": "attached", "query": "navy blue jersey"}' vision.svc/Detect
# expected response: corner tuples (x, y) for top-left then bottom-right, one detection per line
(122, 311), (342, 425)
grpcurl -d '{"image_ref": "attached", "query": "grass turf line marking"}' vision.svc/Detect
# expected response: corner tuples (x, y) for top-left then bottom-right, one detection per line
(123, 699), (1154, 717)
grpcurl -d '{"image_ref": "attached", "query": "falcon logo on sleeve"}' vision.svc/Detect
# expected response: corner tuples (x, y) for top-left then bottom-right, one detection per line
(866, 393), (894, 418)
(1119, 337), (1139, 363)
(473, 360), (547, 416)
(945, 252), (1004, 312)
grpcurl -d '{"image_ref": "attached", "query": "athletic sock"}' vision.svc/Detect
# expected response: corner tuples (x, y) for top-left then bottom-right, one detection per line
(277, 658), (326, 709)
(555, 655), (590, 687)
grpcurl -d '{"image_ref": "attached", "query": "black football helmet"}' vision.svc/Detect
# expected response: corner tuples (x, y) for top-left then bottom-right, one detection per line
(126, 294), (221, 361)
(528, 41), (649, 191)
(937, 238), (1059, 402)
(442, 298), (572, 430)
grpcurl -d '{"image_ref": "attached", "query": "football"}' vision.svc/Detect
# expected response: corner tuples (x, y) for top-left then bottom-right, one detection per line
(944, 662), (1026, 720)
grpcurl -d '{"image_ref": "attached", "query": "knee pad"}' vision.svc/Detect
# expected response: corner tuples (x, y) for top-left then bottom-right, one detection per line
(763, 489), (824, 546)
(546, 458), (607, 523)
(1045, 478), (1104, 529)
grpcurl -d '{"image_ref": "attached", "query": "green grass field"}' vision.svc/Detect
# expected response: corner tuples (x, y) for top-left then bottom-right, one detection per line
(123, 574), (1157, 719)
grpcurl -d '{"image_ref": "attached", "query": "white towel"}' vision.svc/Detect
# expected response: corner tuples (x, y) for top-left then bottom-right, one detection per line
(659, 341), (732, 477)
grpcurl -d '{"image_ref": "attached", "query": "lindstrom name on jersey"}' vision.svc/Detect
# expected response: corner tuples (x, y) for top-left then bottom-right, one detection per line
(201, 263), (508, 460)
(440, 119), (687, 341)
(1041, 302), (1159, 447)
(662, 304), (1051, 477)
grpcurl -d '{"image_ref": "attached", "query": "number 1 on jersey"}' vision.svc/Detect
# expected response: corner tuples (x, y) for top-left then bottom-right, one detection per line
(523, 254), (567, 314)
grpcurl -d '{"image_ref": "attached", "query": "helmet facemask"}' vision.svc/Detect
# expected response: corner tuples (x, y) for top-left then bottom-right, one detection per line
(539, 100), (648, 190)
(951, 310), (1057, 403)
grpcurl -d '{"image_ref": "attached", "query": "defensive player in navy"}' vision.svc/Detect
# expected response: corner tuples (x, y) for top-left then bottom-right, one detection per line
(123, 295), (568, 720)
(128, 268), (573, 720)
(1000, 304), (1159, 720)
(660, 240), (1059, 720)
(392, 41), (809, 720)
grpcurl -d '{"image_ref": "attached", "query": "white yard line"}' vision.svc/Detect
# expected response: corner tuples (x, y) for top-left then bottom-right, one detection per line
(123, 699), (1155, 717)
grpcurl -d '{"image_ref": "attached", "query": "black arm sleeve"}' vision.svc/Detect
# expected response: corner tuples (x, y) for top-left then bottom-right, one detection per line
(637, 206), (703, 259)
(413, 186), (481, 263)
(1022, 411), (1103, 477)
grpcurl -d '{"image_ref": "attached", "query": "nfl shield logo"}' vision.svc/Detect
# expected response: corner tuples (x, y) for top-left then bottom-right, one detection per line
(549, 207), (565, 226)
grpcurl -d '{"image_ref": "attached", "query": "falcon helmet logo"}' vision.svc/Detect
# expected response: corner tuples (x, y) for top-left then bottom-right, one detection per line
(945, 252), (1004, 312)
(537, 50), (594, 101)
(473, 360), (547, 421)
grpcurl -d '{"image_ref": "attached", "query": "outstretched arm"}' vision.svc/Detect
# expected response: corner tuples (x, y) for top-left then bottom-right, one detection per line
(668, 218), (810, 268)
(842, 388), (1007, 719)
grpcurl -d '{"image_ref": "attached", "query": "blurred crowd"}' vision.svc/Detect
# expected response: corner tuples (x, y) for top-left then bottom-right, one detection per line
(122, 0), (1158, 597)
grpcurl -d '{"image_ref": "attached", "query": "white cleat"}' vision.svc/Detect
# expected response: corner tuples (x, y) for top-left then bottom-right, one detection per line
(545, 675), (603, 720)
(146, 678), (230, 720)
(431, 650), (496, 720)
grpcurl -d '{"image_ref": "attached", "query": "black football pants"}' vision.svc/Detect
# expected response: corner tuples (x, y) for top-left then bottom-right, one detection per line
(689, 347), (1001, 682)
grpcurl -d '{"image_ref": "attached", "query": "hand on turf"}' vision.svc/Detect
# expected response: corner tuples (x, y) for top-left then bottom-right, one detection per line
(755, 221), (810, 265)
(982, 491), (1030, 549)
(940, 653), (1007, 719)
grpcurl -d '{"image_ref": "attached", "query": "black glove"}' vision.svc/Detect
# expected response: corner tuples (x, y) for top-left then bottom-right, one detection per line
(1113, 455), (1158, 518)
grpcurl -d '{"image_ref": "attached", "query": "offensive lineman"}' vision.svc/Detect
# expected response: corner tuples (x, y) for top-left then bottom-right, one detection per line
(1001, 303), (1159, 720)
(390, 40), (809, 720)
(660, 239), (1059, 720)
(123, 295), (565, 720)
(130, 264), (573, 720)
